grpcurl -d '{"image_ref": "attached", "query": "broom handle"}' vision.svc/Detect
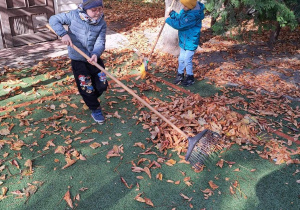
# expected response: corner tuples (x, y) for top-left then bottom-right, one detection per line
(46, 24), (188, 139)
(148, 0), (176, 60)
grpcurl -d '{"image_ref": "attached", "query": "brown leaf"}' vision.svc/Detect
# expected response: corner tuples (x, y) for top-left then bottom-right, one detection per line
(230, 186), (235, 195)
(115, 133), (122, 137)
(131, 166), (144, 173)
(133, 142), (145, 149)
(0, 128), (10, 136)
(2, 187), (8, 196)
(10, 160), (19, 169)
(175, 180), (180, 185)
(165, 159), (176, 166)
(216, 159), (224, 168)
(62, 158), (77, 169)
(79, 154), (87, 160)
(90, 142), (101, 149)
(135, 196), (145, 203)
(24, 184), (37, 198)
(75, 194), (80, 201)
(143, 167), (151, 179)
(180, 193), (190, 200)
(156, 172), (163, 180)
(69, 103), (78, 109)
(208, 180), (219, 190)
(54, 146), (65, 154)
(63, 189), (73, 209)
(80, 138), (95, 144)
(120, 177), (133, 189)
(24, 159), (33, 172)
(144, 197), (154, 207)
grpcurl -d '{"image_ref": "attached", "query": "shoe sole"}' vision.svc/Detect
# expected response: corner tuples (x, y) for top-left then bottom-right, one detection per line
(173, 80), (183, 85)
(182, 81), (195, 87)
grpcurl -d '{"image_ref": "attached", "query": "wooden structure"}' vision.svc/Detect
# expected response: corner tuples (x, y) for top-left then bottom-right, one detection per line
(0, 0), (81, 49)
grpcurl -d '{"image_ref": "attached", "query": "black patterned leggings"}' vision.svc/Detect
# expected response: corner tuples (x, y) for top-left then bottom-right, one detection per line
(71, 58), (108, 110)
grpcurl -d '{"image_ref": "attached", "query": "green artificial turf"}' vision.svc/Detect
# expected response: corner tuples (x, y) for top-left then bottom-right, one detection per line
(0, 56), (299, 210)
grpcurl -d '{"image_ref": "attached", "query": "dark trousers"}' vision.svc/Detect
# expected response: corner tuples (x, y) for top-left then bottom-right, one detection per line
(71, 58), (108, 110)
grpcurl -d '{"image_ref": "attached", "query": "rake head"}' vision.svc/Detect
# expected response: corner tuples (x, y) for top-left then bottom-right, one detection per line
(185, 129), (223, 170)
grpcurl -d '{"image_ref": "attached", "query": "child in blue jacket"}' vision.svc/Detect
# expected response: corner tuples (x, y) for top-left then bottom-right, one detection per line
(165, 0), (205, 86)
(49, 0), (107, 124)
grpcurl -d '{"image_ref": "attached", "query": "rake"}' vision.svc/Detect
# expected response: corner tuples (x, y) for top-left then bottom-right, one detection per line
(185, 129), (224, 170)
(140, 0), (176, 79)
(46, 24), (224, 170)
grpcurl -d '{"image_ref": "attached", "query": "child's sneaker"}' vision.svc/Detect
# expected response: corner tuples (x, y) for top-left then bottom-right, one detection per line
(91, 109), (105, 124)
(173, 73), (184, 85)
(181, 75), (195, 87)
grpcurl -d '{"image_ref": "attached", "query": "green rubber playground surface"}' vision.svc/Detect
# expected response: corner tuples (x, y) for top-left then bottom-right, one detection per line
(0, 52), (299, 210)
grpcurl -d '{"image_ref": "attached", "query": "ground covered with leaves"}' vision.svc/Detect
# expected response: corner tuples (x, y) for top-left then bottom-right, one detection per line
(0, 0), (299, 209)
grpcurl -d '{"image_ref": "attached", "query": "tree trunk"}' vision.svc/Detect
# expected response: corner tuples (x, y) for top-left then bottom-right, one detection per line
(157, 0), (182, 56)
(268, 21), (281, 49)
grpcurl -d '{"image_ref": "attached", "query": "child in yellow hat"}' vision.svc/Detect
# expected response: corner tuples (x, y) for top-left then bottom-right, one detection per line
(165, 0), (205, 86)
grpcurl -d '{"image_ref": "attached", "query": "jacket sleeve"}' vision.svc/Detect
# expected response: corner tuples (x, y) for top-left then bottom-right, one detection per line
(169, 10), (181, 19)
(49, 12), (72, 37)
(166, 12), (198, 31)
(92, 19), (106, 57)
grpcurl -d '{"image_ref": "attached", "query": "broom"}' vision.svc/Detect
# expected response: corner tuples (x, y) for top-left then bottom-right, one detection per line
(46, 24), (224, 170)
(140, 0), (176, 79)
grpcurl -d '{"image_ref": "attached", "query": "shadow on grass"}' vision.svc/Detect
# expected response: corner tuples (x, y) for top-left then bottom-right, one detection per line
(255, 164), (300, 209)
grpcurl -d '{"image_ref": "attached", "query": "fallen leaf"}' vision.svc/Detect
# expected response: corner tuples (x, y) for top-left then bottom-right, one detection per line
(133, 142), (145, 149)
(63, 189), (73, 209)
(209, 180), (219, 190)
(216, 159), (224, 168)
(175, 180), (180, 185)
(144, 197), (154, 207)
(24, 159), (33, 172)
(62, 158), (77, 169)
(90, 142), (101, 149)
(80, 138), (95, 144)
(11, 160), (19, 169)
(24, 184), (37, 198)
(230, 186), (235, 195)
(180, 193), (190, 200)
(120, 177), (133, 189)
(156, 172), (163, 180)
(143, 167), (151, 179)
(134, 193), (145, 203)
(2, 187), (8, 196)
(54, 146), (65, 154)
(165, 159), (176, 166)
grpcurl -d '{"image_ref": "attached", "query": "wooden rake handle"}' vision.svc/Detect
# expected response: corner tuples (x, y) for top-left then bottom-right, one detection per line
(148, 0), (176, 60)
(46, 24), (188, 139)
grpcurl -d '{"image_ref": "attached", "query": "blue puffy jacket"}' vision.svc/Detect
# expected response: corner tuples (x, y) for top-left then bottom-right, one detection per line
(49, 10), (106, 61)
(166, 2), (205, 51)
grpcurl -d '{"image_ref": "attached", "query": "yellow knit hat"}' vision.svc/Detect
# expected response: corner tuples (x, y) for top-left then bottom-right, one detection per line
(180, 0), (197, 9)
